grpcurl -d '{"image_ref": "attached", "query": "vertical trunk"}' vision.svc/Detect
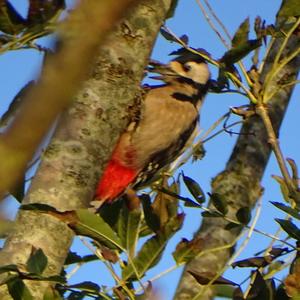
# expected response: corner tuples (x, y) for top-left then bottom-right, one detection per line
(174, 6), (300, 300)
(0, 0), (172, 299)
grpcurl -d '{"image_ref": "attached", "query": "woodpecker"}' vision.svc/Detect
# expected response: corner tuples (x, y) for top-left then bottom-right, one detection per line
(93, 48), (210, 208)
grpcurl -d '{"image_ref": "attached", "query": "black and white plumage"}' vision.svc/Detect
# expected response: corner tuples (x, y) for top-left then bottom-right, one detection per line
(94, 49), (210, 205)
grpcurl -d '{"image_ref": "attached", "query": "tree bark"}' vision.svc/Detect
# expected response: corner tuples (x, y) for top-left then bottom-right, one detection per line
(174, 8), (300, 300)
(0, 0), (138, 197)
(0, 0), (172, 299)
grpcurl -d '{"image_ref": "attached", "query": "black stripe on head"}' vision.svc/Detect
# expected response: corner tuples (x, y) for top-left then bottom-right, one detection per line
(172, 92), (195, 102)
(170, 47), (209, 64)
(172, 82), (209, 105)
(176, 76), (195, 85)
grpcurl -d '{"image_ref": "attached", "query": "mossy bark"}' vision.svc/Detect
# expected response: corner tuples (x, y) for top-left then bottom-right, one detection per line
(0, 0), (172, 299)
(174, 10), (300, 300)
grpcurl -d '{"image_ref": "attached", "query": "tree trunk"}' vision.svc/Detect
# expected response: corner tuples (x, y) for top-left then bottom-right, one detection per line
(174, 5), (300, 300)
(0, 0), (172, 299)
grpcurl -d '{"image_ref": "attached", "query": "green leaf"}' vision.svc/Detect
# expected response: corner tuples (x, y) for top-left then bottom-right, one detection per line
(277, 0), (300, 19)
(26, 248), (48, 275)
(272, 175), (292, 203)
(0, 1), (26, 34)
(183, 198), (203, 208)
(64, 251), (82, 265)
(221, 39), (261, 65)
(71, 209), (124, 251)
(152, 180), (180, 228)
(232, 256), (272, 268)
(173, 237), (204, 264)
(34, 275), (65, 283)
(232, 18), (250, 47)
(192, 143), (206, 161)
(182, 173), (205, 203)
(276, 218), (300, 240)
(160, 28), (178, 42)
(275, 284), (290, 300)
(220, 17), (262, 65)
(216, 68), (230, 91)
(269, 247), (290, 257)
(158, 187), (199, 207)
(287, 158), (299, 184)
(43, 286), (63, 300)
(140, 194), (160, 233)
(188, 270), (238, 286)
(64, 251), (98, 265)
(99, 200), (123, 228)
(165, 180), (181, 219)
(225, 222), (242, 231)
(233, 287), (244, 300)
(117, 204), (142, 258)
(201, 211), (223, 218)
(246, 271), (270, 300)
(179, 34), (189, 45)
(69, 281), (100, 293)
(271, 201), (300, 220)
(122, 215), (183, 280)
(0, 264), (19, 274)
(210, 193), (228, 215)
(7, 278), (33, 300)
(215, 285), (237, 298)
(236, 207), (251, 225)
(27, 0), (66, 26)
(66, 291), (85, 300)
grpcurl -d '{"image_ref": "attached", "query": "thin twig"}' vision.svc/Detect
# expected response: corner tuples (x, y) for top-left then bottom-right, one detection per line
(264, 45), (300, 102)
(226, 72), (257, 103)
(201, 120), (243, 143)
(262, 17), (300, 102)
(195, 0), (230, 49)
(273, 18), (300, 70)
(66, 262), (82, 280)
(161, 25), (218, 66)
(258, 37), (276, 73)
(79, 237), (136, 300)
(266, 79), (300, 102)
(0, 29), (51, 55)
(199, 204), (295, 249)
(202, 0), (231, 41)
(195, 0), (253, 87)
(212, 89), (248, 97)
(227, 197), (263, 266)
(256, 104), (295, 196)
(199, 112), (231, 142)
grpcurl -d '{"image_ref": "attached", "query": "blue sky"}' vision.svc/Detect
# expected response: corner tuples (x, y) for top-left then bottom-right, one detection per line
(1, 0), (299, 299)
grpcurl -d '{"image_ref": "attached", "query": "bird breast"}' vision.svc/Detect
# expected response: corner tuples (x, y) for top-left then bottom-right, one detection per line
(129, 86), (199, 168)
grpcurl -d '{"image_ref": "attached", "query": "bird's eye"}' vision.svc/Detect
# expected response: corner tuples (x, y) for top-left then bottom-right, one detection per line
(183, 63), (191, 72)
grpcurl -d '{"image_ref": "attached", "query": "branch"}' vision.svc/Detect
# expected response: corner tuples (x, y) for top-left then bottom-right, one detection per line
(0, 0), (173, 298)
(174, 12), (300, 300)
(0, 0), (139, 197)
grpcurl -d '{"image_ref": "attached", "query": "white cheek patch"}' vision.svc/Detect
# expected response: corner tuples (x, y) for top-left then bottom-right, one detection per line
(187, 62), (210, 84)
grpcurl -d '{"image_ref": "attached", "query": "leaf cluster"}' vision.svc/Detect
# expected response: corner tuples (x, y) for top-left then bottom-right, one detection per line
(0, 0), (65, 53)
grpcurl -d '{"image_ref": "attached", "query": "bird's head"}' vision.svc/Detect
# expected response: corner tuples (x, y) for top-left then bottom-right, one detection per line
(149, 48), (210, 86)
